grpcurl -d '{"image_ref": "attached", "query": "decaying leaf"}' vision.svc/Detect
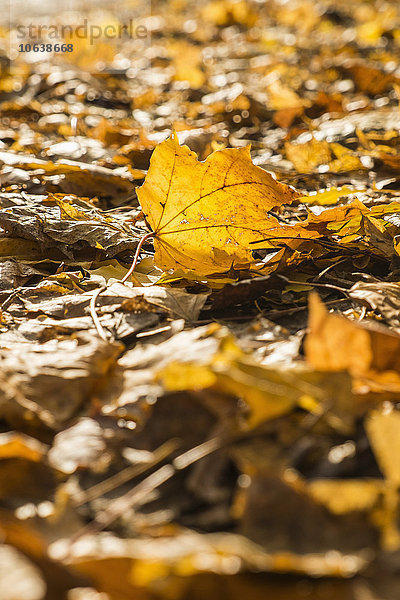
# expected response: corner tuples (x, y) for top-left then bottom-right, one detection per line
(349, 279), (400, 329)
(0, 152), (137, 200)
(155, 324), (355, 429)
(0, 193), (141, 262)
(0, 334), (123, 428)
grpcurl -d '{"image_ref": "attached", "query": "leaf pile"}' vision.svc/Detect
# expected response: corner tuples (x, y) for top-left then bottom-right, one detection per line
(2, 1), (400, 599)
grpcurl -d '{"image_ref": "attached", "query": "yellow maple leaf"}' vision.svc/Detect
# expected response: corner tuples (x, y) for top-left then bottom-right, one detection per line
(137, 133), (301, 275)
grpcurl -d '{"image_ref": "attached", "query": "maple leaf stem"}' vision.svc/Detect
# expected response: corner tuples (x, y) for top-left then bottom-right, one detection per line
(120, 231), (154, 284)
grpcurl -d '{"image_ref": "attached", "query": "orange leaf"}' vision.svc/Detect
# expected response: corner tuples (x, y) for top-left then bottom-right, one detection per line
(305, 293), (400, 391)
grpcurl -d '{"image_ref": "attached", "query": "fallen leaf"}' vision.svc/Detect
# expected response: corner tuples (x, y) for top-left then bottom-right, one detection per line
(0, 432), (47, 462)
(137, 134), (301, 275)
(0, 334), (123, 428)
(305, 293), (400, 392)
(285, 138), (363, 174)
(62, 529), (368, 594)
(366, 409), (400, 486)
(0, 152), (136, 200)
(349, 279), (400, 328)
(346, 62), (398, 95)
(0, 544), (46, 600)
(302, 186), (360, 206)
(308, 479), (383, 514)
(156, 325), (355, 429)
(0, 193), (141, 262)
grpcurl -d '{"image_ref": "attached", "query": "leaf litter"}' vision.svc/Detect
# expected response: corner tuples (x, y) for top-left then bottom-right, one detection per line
(2, 0), (400, 599)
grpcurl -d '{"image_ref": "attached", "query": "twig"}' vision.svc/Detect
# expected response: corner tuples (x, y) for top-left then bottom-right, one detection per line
(73, 439), (179, 507)
(136, 325), (172, 338)
(89, 285), (108, 341)
(1, 290), (19, 311)
(264, 297), (349, 319)
(276, 274), (349, 296)
(316, 257), (347, 279)
(69, 399), (347, 546)
(89, 231), (154, 340)
(69, 436), (226, 541)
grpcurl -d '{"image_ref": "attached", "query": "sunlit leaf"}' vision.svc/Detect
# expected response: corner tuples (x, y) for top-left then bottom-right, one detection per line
(137, 133), (301, 275)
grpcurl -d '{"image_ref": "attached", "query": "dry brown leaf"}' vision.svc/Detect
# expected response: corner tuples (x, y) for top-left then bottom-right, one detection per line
(0, 334), (123, 428)
(0, 152), (135, 199)
(346, 63), (398, 95)
(349, 280), (400, 328)
(156, 325), (355, 429)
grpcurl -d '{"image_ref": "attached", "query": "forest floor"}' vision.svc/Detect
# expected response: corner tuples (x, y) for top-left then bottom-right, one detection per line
(2, 1), (400, 599)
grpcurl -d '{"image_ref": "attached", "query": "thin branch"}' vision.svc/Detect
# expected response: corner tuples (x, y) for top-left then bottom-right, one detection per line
(89, 285), (108, 341)
(73, 439), (179, 507)
(89, 231), (154, 339)
(69, 436), (227, 541)
(276, 274), (349, 296)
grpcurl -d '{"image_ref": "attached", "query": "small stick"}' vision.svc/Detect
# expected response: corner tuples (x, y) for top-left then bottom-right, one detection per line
(89, 231), (154, 339)
(89, 285), (108, 341)
(276, 274), (349, 296)
(73, 439), (179, 507)
(69, 436), (226, 541)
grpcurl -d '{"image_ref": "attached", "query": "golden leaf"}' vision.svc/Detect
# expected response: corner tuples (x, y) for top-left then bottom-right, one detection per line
(285, 138), (363, 174)
(156, 328), (355, 430)
(366, 409), (400, 485)
(302, 186), (362, 206)
(285, 138), (331, 174)
(267, 80), (305, 110)
(168, 42), (206, 89)
(308, 479), (383, 514)
(137, 133), (301, 275)
(0, 433), (46, 463)
(365, 409), (400, 550)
